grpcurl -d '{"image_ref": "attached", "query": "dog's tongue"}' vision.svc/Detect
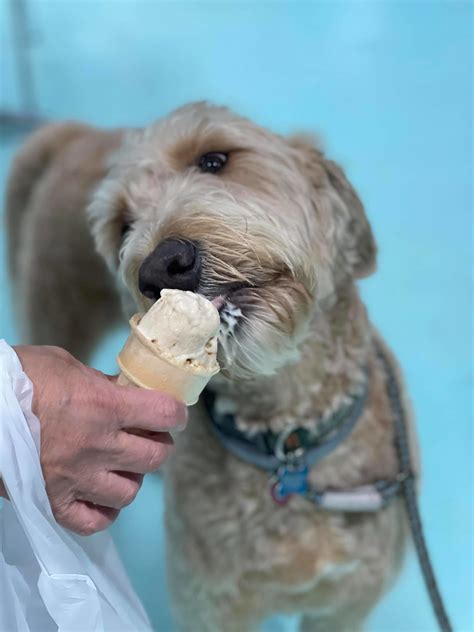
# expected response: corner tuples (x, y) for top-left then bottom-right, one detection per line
(211, 296), (226, 312)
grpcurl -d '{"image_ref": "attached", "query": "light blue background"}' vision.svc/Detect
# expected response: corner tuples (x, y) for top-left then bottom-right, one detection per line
(0, 1), (472, 630)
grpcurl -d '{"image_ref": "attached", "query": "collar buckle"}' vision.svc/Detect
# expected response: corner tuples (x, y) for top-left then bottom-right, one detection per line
(274, 425), (305, 464)
(271, 426), (309, 505)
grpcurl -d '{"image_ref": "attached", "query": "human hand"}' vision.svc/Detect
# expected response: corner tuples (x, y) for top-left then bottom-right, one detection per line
(11, 345), (187, 535)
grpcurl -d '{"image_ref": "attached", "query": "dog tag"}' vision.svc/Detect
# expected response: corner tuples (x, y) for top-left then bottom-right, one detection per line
(270, 464), (309, 505)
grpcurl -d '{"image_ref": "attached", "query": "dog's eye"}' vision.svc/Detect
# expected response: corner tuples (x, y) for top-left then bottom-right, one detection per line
(198, 152), (228, 174)
(121, 220), (133, 239)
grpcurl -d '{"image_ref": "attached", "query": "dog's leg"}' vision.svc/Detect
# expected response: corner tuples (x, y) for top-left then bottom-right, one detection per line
(172, 608), (261, 632)
(13, 189), (122, 362)
(6, 122), (123, 362)
(300, 595), (380, 632)
(300, 611), (364, 632)
(167, 540), (263, 632)
(18, 249), (121, 362)
(168, 568), (263, 632)
(17, 193), (121, 361)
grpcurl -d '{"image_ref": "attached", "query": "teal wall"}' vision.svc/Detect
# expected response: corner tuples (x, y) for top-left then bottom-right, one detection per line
(1, 2), (472, 630)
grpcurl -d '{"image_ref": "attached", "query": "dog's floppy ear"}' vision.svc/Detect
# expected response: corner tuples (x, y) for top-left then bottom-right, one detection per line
(288, 135), (377, 280)
(323, 158), (377, 278)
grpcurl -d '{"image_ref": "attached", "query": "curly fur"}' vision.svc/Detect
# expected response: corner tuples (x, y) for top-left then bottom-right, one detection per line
(6, 102), (417, 631)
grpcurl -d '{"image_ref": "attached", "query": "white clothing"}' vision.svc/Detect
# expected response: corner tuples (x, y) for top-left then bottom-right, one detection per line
(0, 340), (152, 632)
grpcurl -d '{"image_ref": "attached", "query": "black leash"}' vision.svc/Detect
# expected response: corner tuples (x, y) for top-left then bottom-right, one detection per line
(375, 343), (453, 632)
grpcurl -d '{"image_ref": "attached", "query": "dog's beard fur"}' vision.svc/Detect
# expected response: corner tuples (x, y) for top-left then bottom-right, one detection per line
(117, 191), (315, 379)
(88, 102), (376, 381)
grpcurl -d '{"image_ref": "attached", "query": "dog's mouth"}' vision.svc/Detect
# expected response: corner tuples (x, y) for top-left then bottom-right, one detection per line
(208, 294), (243, 374)
(209, 284), (249, 335)
(205, 282), (259, 371)
(214, 296), (243, 334)
(131, 271), (311, 379)
(210, 282), (246, 305)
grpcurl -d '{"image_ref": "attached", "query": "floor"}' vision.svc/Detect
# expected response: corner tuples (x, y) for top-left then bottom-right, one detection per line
(0, 2), (472, 630)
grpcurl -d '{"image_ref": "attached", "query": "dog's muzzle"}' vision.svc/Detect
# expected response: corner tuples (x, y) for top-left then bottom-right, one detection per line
(138, 238), (201, 300)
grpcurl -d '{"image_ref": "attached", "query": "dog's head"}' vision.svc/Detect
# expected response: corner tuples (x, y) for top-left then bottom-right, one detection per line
(89, 102), (376, 379)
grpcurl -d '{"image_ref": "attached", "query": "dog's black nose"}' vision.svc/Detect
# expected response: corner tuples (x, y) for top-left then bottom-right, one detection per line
(138, 238), (201, 300)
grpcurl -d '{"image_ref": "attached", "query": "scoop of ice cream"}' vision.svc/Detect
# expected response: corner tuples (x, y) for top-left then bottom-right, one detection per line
(137, 289), (220, 371)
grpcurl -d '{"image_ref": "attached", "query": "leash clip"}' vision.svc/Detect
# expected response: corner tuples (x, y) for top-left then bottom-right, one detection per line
(270, 426), (309, 505)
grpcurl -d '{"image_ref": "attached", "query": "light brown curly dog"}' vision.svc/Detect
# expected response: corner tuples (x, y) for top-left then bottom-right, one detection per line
(6, 102), (417, 631)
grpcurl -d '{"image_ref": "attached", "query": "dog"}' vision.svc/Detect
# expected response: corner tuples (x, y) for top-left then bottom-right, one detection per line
(6, 102), (417, 631)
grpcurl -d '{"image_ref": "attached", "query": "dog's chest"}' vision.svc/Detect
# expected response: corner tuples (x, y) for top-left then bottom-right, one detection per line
(164, 422), (362, 593)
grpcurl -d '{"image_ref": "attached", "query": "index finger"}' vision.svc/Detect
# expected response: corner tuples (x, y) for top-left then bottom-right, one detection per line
(111, 384), (188, 432)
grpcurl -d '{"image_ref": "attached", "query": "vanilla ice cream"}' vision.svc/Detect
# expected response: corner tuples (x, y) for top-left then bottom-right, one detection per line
(137, 289), (220, 372)
(117, 289), (221, 404)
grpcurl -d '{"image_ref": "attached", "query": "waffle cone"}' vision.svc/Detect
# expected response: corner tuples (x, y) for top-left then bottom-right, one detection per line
(117, 313), (219, 405)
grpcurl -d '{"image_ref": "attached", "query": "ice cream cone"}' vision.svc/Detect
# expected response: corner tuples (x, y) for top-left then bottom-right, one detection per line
(117, 313), (219, 405)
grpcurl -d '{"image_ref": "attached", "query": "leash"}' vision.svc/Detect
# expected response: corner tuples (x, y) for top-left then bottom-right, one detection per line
(374, 343), (453, 632)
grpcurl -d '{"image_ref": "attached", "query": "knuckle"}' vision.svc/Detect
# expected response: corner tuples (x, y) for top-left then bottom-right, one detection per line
(58, 510), (99, 536)
(92, 384), (117, 415)
(49, 345), (72, 361)
(146, 442), (171, 471)
(69, 384), (112, 426)
(81, 387), (121, 431)
(166, 397), (187, 422)
(119, 482), (140, 507)
(77, 521), (100, 537)
(51, 502), (70, 526)
(151, 396), (187, 429)
(77, 511), (118, 536)
(108, 388), (129, 424)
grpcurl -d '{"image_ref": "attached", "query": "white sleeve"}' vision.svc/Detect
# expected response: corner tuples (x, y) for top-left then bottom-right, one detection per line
(0, 340), (152, 632)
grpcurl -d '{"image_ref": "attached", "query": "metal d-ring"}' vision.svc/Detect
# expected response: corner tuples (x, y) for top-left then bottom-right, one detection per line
(274, 425), (305, 464)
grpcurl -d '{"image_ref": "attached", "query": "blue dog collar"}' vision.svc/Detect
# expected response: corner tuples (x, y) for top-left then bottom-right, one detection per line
(203, 370), (410, 512)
